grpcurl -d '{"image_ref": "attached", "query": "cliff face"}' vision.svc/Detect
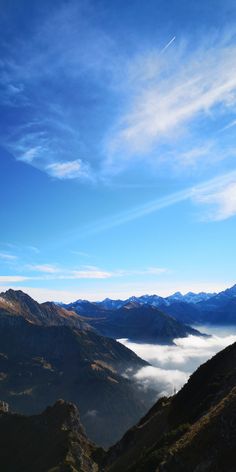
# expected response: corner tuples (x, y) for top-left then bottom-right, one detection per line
(0, 399), (98, 472)
(156, 387), (236, 472)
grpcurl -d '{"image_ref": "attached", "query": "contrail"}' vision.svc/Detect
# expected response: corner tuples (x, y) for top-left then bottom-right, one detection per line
(70, 169), (236, 238)
(219, 119), (236, 133)
(161, 36), (176, 53)
(47, 169), (236, 251)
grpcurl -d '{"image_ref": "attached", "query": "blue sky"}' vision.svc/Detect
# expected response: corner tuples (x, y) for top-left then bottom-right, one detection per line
(0, 0), (236, 302)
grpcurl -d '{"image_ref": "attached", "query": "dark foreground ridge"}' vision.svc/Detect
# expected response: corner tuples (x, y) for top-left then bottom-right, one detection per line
(0, 399), (98, 472)
(103, 340), (236, 472)
(1, 341), (236, 471)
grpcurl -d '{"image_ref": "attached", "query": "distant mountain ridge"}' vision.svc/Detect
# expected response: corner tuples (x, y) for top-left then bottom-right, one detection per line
(99, 290), (215, 308)
(161, 284), (236, 325)
(65, 290), (215, 313)
(63, 283), (236, 327)
(65, 299), (202, 343)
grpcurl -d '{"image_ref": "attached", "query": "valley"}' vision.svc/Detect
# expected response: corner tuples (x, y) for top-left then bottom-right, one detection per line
(0, 286), (236, 470)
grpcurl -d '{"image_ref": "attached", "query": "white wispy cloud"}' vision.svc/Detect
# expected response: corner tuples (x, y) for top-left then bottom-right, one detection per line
(105, 35), (236, 167)
(46, 159), (94, 180)
(20, 146), (42, 163)
(23, 264), (112, 280)
(2, 5), (236, 184)
(74, 170), (236, 237)
(71, 250), (91, 257)
(114, 267), (168, 277)
(0, 276), (29, 283)
(194, 181), (236, 221)
(68, 266), (112, 279)
(55, 265), (167, 280)
(0, 265), (168, 285)
(0, 1), (114, 182)
(220, 119), (236, 132)
(28, 264), (60, 274)
(174, 142), (215, 168)
(27, 246), (40, 254)
(0, 252), (18, 261)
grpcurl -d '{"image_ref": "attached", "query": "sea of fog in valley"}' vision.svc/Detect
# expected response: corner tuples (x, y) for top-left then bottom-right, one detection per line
(119, 325), (236, 398)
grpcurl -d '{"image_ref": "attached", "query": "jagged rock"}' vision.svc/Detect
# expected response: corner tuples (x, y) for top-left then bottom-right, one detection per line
(0, 399), (98, 472)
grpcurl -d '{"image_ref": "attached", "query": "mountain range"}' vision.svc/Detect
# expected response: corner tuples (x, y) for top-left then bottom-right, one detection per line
(69, 301), (201, 343)
(64, 300), (203, 343)
(63, 283), (236, 328)
(1, 338), (236, 471)
(0, 284), (236, 469)
(0, 289), (157, 447)
(65, 290), (215, 313)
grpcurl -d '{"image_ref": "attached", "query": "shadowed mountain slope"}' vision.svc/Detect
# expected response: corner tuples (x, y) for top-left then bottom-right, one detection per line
(102, 341), (236, 471)
(1, 340), (236, 471)
(65, 301), (202, 343)
(0, 289), (91, 330)
(0, 290), (156, 448)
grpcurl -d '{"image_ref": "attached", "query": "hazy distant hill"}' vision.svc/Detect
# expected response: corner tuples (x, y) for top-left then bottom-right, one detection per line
(0, 289), (156, 447)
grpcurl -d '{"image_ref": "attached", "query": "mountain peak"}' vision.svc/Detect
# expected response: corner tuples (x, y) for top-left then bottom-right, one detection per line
(0, 288), (90, 331)
(44, 399), (86, 435)
(226, 283), (236, 295)
(0, 399), (97, 472)
(3, 288), (33, 300)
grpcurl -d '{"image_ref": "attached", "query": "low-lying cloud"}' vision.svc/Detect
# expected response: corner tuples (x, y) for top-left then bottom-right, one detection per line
(134, 366), (189, 398)
(119, 327), (236, 396)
